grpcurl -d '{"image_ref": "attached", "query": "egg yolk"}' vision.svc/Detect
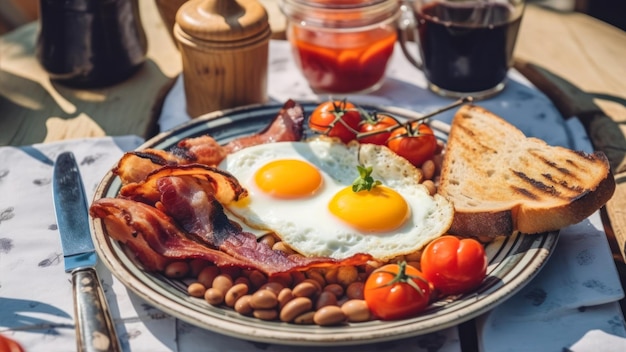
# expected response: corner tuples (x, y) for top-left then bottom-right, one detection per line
(254, 159), (323, 199)
(328, 186), (409, 232)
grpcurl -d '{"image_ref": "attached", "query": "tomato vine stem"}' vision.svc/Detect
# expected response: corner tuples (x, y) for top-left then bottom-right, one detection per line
(355, 96), (473, 140)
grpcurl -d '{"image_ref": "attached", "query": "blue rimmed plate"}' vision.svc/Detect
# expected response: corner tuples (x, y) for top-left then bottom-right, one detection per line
(90, 102), (558, 346)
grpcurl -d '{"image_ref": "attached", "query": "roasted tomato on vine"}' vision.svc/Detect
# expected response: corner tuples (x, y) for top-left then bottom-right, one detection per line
(356, 112), (400, 145)
(386, 122), (437, 167)
(420, 235), (488, 296)
(309, 100), (362, 143)
(364, 261), (432, 320)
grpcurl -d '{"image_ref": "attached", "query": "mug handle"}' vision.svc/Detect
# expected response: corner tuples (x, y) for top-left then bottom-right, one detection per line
(397, 1), (423, 70)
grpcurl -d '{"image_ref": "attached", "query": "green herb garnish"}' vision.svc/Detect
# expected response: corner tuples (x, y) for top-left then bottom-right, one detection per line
(352, 165), (382, 192)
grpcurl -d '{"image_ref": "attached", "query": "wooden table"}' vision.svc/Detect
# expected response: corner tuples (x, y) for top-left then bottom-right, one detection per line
(1, 2), (625, 348)
(1, 0), (625, 280)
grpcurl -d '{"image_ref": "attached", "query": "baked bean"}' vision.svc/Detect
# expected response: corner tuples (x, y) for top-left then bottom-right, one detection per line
(301, 278), (323, 293)
(189, 259), (208, 277)
(247, 270), (267, 289)
(164, 261), (189, 279)
(421, 159), (436, 180)
(357, 271), (369, 282)
(253, 309), (278, 321)
(212, 274), (233, 293)
(259, 233), (277, 248)
(272, 241), (297, 255)
(277, 288), (294, 309)
(268, 272), (292, 288)
(187, 282), (206, 298)
(422, 179), (437, 196)
(204, 288), (224, 305)
(292, 281), (318, 298)
(279, 297), (313, 322)
(433, 153), (444, 172)
(234, 276), (251, 287)
(220, 266), (242, 278)
(225, 283), (249, 307)
(341, 299), (370, 322)
(234, 295), (253, 315)
(405, 250), (422, 262)
(313, 306), (346, 326)
(315, 291), (338, 310)
(346, 282), (364, 300)
(197, 266), (220, 288)
(258, 282), (283, 295)
(323, 267), (339, 284)
(293, 311), (316, 325)
(306, 270), (326, 288)
(337, 266), (358, 287)
(323, 283), (344, 298)
(291, 271), (306, 285)
(250, 289), (278, 309)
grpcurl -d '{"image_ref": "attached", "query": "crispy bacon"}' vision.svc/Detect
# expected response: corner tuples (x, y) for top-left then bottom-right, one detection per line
(90, 196), (371, 275)
(223, 99), (305, 153)
(90, 198), (255, 272)
(119, 165), (247, 206)
(114, 99), (305, 185)
(90, 174), (372, 276)
(156, 176), (371, 274)
(114, 149), (181, 186)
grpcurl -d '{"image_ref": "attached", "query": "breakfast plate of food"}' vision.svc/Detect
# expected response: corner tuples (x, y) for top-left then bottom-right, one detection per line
(89, 99), (614, 345)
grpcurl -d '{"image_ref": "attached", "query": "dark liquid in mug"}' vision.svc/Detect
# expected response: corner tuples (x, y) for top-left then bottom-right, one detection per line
(415, 2), (522, 93)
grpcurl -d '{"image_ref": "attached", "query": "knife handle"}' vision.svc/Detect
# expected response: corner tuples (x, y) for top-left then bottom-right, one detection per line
(72, 267), (122, 352)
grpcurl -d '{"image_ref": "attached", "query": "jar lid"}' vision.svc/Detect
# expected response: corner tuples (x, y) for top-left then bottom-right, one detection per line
(280, 0), (400, 28)
(176, 0), (270, 42)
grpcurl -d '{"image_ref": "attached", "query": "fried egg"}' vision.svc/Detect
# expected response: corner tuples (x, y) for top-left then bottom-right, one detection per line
(218, 138), (453, 261)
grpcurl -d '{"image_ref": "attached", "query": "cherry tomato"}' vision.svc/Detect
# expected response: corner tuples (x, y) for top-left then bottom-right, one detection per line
(309, 100), (362, 143)
(364, 261), (431, 320)
(357, 112), (400, 145)
(386, 122), (437, 167)
(0, 334), (25, 352)
(420, 235), (488, 296)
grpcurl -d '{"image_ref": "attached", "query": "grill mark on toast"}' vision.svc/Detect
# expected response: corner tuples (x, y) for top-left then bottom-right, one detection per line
(541, 173), (585, 194)
(456, 124), (497, 154)
(528, 149), (581, 175)
(511, 170), (563, 199)
(510, 185), (538, 199)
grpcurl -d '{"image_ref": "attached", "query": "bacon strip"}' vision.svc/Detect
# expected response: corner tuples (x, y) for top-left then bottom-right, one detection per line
(223, 99), (305, 154)
(90, 175), (372, 276)
(119, 165), (247, 206)
(89, 198), (253, 272)
(114, 99), (305, 185)
(156, 176), (371, 273)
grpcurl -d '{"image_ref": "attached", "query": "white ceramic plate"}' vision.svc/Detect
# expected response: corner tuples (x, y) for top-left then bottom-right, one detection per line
(90, 102), (558, 346)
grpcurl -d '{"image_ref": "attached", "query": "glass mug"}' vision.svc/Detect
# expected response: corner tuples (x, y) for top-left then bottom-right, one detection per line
(399, 0), (526, 99)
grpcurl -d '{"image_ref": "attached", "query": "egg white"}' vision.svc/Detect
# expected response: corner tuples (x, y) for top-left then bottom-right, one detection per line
(218, 138), (453, 261)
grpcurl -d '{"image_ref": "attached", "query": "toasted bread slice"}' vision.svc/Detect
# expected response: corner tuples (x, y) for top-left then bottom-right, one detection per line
(438, 105), (616, 238)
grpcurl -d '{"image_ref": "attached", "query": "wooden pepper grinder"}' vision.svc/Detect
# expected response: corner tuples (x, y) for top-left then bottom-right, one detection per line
(174, 0), (271, 117)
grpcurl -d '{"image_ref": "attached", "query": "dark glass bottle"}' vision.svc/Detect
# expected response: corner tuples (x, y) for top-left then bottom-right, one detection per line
(36, 0), (148, 88)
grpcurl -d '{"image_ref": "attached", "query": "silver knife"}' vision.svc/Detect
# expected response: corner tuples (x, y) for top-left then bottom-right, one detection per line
(52, 151), (122, 352)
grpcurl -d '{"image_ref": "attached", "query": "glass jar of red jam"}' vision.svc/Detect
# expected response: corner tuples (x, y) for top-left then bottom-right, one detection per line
(281, 0), (400, 94)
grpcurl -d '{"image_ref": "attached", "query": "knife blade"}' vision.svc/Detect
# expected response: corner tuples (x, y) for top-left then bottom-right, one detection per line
(52, 151), (122, 352)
